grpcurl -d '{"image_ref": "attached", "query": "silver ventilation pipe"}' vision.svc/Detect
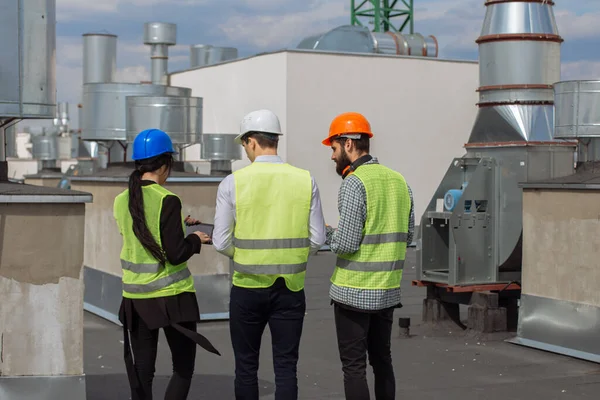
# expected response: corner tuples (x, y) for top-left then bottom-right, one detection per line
(554, 80), (600, 164)
(144, 22), (176, 85)
(82, 33), (117, 84)
(296, 25), (439, 58)
(468, 0), (563, 143)
(190, 45), (238, 68)
(53, 102), (70, 135)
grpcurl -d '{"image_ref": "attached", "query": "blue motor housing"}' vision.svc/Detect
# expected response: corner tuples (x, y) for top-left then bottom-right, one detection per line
(444, 182), (469, 211)
(444, 189), (463, 211)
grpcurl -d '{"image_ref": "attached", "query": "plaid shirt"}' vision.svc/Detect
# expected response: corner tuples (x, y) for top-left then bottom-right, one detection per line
(325, 158), (415, 311)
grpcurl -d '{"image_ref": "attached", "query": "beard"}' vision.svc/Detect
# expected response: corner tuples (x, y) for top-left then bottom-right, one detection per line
(335, 148), (352, 176)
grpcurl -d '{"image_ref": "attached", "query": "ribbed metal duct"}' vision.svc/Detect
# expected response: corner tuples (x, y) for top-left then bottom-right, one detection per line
(468, 0), (563, 143)
(554, 80), (600, 163)
(125, 96), (203, 145)
(296, 25), (438, 58)
(31, 134), (57, 161)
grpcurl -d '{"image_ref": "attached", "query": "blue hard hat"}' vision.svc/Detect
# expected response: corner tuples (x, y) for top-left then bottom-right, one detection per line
(132, 129), (177, 161)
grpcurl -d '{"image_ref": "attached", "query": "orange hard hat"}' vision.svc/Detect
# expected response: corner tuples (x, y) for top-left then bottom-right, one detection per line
(322, 112), (373, 146)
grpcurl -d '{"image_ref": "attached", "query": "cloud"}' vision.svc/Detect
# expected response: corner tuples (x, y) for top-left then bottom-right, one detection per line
(562, 61), (600, 81)
(56, 0), (213, 21)
(219, 0), (349, 48)
(554, 9), (600, 40)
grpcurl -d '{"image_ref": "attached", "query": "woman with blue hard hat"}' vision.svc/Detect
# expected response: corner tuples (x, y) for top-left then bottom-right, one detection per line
(113, 128), (220, 400)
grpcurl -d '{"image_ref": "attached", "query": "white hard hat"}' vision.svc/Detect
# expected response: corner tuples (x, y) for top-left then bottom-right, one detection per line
(235, 109), (283, 144)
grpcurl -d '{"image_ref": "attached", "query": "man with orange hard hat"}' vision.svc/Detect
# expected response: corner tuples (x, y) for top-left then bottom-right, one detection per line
(322, 112), (414, 400)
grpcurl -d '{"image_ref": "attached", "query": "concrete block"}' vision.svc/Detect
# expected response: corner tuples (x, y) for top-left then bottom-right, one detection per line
(422, 298), (459, 323)
(467, 305), (507, 333)
(469, 291), (499, 308)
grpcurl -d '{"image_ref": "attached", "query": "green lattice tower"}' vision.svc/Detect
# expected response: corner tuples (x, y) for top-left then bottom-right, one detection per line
(351, 0), (414, 33)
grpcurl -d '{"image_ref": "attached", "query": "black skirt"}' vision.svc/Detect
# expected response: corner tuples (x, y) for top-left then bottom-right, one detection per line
(119, 291), (201, 331)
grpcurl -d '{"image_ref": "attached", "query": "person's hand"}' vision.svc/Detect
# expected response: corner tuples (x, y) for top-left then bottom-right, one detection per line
(194, 231), (212, 244)
(185, 215), (201, 226)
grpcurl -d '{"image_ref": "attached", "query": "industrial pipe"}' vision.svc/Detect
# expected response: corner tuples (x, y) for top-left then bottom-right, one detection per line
(144, 22), (176, 86)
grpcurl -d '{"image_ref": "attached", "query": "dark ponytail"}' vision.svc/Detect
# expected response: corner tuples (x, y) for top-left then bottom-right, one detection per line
(128, 153), (174, 265)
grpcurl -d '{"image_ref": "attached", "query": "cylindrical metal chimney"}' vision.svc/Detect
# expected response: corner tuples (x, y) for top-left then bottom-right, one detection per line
(82, 33), (117, 84)
(468, 0), (564, 143)
(144, 22), (176, 85)
(476, 0), (562, 105)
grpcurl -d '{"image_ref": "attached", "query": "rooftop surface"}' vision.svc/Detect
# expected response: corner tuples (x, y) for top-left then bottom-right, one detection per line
(0, 181), (93, 202)
(84, 250), (600, 399)
(521, 161), (600, 189)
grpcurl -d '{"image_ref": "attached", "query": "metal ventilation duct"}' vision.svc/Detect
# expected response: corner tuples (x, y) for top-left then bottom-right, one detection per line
(31, 134), (58, 161)
(126, 96), (203, 145)
(0, 0), (56, 119)
(144, 22), (176, 85)
(201, 134), (242, 175)
(296, 25), (438, 58)
(190, 45), (238, 68)
(554, 80), (600, 163)
(81, 83), (190, 141)
(53, 102), (70, 134)
(468, 0), (562, 143)
(83, 33), (117, 84)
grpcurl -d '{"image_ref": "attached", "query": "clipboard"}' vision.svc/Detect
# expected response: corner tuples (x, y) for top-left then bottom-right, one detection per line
(186, 222), (214, 238)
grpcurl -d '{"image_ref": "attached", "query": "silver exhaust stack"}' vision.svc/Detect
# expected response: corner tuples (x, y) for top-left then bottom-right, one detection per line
(469, 0), (562, 143)
(144, 22), (176, 85)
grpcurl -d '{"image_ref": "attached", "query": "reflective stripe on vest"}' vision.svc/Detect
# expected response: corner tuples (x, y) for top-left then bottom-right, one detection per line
(233, 261), (307, 275)
(120, 259), (162, 274)
(336, 232), (407, 272)
(336, 258), (405, 272)
(361, 232), (407, 245)
(232, 162), (312, 291)
(122, 267), (192, 294)
(233, 237), (311, 249)
(232, 236), (309, 274)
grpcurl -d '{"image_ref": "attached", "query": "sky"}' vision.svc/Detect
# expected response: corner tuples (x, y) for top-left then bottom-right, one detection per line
(25, 0), (600, 129)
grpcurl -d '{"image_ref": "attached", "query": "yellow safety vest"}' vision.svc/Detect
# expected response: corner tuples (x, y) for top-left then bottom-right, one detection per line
(232, 162), (312, 292)
(331, 164), (410, 290)
(113, 184), (195, 299)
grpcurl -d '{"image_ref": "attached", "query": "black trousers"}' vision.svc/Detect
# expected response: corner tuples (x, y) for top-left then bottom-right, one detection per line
(128, 317), (197, 400)
(229, 278), (306, 400)
(334, 304), (396, 400)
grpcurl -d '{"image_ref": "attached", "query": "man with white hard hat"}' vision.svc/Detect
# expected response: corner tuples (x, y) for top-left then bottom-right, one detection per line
(213, 109), (326, 399)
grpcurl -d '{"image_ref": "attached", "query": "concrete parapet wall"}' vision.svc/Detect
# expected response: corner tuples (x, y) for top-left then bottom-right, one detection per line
(0, 203), (86, 376)
(522, 189), (600, 307)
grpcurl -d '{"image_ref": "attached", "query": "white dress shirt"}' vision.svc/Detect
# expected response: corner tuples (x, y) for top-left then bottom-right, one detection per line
(213, 155), (327, 258)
